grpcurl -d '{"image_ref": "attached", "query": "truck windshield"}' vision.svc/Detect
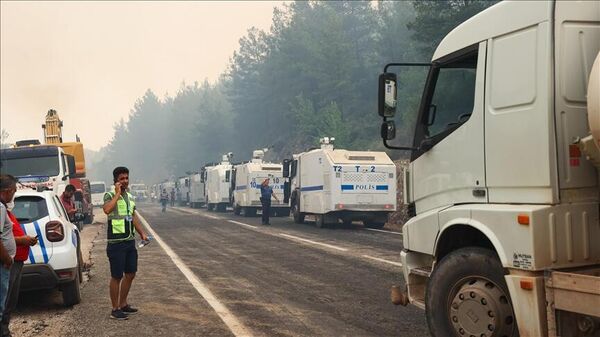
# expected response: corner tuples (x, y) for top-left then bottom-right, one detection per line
(1, 156), (60, 177)
(424, 53), (477, 138)
(90, 183), (106, 193)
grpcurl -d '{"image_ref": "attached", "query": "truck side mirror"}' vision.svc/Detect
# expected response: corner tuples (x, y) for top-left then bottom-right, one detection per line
(66, 155), (76, 179)
(381, 121), (396, 140)
(378, 73), (397, 117)
(282, 159), (290, 178)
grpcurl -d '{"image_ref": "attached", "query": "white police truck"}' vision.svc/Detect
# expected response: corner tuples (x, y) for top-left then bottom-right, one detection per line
(283, 137), (397, 228)
(188, 172), (206, 208)
(231, 149), (289, 217)
(205, 153), (234, 212)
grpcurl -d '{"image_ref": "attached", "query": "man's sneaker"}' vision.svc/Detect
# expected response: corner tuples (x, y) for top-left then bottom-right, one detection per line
(121, 304), (139, 315)
(110, 309), (128, 320)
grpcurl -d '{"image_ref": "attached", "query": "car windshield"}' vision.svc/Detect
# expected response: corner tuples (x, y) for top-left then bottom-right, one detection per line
(90, 183), (105, 193)
(13, 196), (49, 223)
(1, 156), (60, 177)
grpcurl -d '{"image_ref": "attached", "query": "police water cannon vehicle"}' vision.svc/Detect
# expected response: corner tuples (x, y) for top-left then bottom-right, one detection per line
(231, 149), (289, 217)
(175, 177), (190, 206)
(205, 153), (234, 212)
(283, 137), (397, 228)
(188, 172), (206, 208)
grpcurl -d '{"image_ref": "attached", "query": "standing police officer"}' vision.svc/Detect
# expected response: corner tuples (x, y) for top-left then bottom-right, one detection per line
(259, 178), (279, 225)
(103, 166), (148, 320)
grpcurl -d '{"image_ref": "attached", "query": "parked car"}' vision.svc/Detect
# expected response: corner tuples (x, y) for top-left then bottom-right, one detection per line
(12, 189), (83, 306)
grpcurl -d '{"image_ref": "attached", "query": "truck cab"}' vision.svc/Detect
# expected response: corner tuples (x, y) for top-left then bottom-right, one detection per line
(377, 1), (600, 336)
(1, 145), (76, 196)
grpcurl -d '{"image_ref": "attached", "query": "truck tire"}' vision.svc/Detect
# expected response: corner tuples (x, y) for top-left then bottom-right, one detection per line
(234, 204), (241, 215)
(426, 247), (518, 337)
(363, 221), (385, 229)
(315, 214), (325, 228)
(62, 259), (82, 307)
(207, 203), (215, 211)
(292, 202), (304, 224)
(216, 203), (226, 212)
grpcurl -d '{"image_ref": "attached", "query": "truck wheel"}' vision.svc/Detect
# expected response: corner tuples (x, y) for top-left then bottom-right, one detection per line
(234, 204), (241, 215)
(315, 214), (325, 228)
(62, 258), (82, 306)
(292, 203), (304, 224)
(363, 221), (385, 229)
(216, 203), (226, 212)
(207, 203), (215, 211)
(426, 247), (518, 337)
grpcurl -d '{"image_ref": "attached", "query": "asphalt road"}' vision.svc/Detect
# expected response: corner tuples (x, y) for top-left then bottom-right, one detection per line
(10, 203), (429, 337)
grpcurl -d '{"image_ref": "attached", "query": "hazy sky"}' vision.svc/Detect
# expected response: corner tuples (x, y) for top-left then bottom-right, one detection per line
(1, 1), (282, 150)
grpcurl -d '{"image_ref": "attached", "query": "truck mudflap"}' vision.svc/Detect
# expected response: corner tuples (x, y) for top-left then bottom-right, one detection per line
(545, 267), (600, 337)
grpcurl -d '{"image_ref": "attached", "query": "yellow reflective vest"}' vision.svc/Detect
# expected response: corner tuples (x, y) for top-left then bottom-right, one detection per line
(105, 191), (136, 243)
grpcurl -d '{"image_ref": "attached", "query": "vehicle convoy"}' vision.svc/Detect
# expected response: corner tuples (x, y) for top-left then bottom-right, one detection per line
(90, 181), (106, 206)
(283, 137), (396, 228)
(12, 189), (83, 306)
(203, 153), (234, 212)
(377, 1), (600, 336)
(188, 172), (206, 208)
(231, 149), (289, 217)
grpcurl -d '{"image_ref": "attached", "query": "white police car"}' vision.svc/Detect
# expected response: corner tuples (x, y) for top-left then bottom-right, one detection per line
(12, 189), (83, 306)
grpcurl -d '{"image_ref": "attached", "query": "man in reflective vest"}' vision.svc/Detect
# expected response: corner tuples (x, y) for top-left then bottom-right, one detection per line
(103, 166), (148, 320)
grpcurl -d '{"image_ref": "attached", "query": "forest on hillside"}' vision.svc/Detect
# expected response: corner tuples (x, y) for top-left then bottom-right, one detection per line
(88, 0), (498, 184)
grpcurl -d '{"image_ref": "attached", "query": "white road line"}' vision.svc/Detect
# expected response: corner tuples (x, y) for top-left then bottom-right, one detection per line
(362, 255), (403, 267)
(227, 220), (258, 229)
(279, 233), (348, 252)
(204, 214), (221, 220)
(364, 228), (403, 236)
(137, 213), (252, 337)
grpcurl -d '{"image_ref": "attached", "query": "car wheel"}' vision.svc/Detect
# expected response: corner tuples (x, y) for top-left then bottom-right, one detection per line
(426, 247), (518, 337)
(62, 261), (82, 307)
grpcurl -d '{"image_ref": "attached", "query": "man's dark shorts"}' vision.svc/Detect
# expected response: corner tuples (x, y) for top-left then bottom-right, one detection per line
(106, 240), (137, 279)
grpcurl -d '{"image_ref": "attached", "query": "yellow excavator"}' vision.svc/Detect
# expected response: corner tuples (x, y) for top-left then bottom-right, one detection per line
(41, 109), (85, 177)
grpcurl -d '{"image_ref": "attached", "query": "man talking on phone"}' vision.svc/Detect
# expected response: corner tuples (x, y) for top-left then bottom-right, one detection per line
(103, 166), (148, 320)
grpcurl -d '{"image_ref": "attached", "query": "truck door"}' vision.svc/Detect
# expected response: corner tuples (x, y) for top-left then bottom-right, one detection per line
(410, 42), (488, 214)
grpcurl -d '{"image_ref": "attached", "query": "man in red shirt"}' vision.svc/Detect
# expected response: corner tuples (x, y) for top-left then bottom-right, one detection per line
(60, 185), (77, 221)
(1, 202), (37, 337)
